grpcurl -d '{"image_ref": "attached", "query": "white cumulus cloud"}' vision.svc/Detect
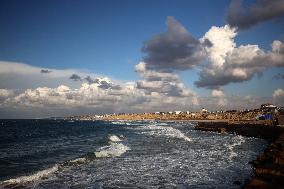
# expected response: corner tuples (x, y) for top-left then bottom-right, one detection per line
(212, 89), (224, 97)
(0, 89), (14, 98)
(195, 25), (284, 89)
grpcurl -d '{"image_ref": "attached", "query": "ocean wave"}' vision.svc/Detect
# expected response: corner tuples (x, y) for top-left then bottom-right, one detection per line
(95, 134), (130, 158)
(111, 121), (142, 126)
(155, 122), (168, 126)
(1, 164), (58, 187)
(95, 143), (130, 158)
(140, 124), (192, 142)
(109, 135), (122, 142)
(111, 121), (126, 125)
(125, 122), (141, 126)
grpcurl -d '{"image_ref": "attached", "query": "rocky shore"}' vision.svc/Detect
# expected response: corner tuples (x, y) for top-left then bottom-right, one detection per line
(195, 122), (284, 189)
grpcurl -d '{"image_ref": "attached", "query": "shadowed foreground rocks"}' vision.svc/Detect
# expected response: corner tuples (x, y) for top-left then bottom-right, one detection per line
(195, 122), (284, 189)
(246, 133), (284, 189)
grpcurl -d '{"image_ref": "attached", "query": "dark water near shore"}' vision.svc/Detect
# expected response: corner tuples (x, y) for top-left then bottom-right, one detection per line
(0, 119), (267, 188)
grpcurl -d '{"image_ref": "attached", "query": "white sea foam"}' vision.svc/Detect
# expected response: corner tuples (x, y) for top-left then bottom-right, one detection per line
(109, 135), (122, 142)
(111, 121), (125, 125)
(95, 134), (130, 158)
(95, 143), (130, 158)
(226, 135), (246, 159)
(140, 124), (192, 142)
(1, 164), (58, 186)
(112, 121), (141, 126)
(155, 122), (168, 126)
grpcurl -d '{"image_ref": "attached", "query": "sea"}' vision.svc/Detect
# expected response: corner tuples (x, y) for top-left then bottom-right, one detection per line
(0, 119), (267, 189)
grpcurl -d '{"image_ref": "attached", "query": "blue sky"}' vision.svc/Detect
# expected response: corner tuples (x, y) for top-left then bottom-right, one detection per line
(0, 0), (284, 118)
(1, 0), (281, 74)
(0, 0), (228, 76)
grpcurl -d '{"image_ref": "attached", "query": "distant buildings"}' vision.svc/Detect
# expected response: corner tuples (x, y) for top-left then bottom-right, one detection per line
(260, 103), (277, 113)
(174, 111), (182, 115)
(261, 103), (276, 109)
(62, 103), (284, 126)
(200, 108), (208, 114)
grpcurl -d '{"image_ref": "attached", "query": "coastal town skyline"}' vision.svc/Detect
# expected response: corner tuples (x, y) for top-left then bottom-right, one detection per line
(0, 0), (284, 118)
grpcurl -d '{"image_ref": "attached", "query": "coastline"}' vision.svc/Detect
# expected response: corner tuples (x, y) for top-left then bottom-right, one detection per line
(195, 122), (284, 189)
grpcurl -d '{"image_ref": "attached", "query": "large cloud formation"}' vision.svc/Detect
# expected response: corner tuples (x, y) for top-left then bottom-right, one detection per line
(0, 66), (280, 118)
(139, 17), (284, 89)
(136, 17), (203, 104)
(195, 25), (284, 89)
(8, 83), (142, 108)
(4, 80), (268, 118)
(0, 81), (201, 118)
(134, 15), (284, 109)
(226, 0), (284, 30)
(0, 61), (202, 118)
(142, 16), (206, 71)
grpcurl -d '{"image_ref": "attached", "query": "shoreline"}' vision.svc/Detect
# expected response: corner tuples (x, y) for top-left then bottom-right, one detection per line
(195, 122), (284, 189)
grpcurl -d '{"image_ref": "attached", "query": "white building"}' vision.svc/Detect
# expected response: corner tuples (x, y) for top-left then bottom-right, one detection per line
(174, 111), (182, 115)
(200, 108), (208, 114)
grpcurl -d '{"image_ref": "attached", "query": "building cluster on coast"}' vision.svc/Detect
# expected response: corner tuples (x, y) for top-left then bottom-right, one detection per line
(65, 103), (284, 126)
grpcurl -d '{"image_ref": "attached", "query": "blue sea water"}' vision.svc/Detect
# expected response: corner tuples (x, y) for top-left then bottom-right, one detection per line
(0, 119), (267, 188)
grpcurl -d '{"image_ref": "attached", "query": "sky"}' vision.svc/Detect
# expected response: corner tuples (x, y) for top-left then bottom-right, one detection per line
(0, 0), (284, 118)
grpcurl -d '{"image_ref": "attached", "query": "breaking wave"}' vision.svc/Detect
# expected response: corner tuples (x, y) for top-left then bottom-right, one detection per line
(111, 121), (126, 125)
(0, 164), (59, 187)
(140, 124), (192, 142)
(95, 143), (130, 158)
(109, 134), (123, 142)
(111, 120), (143, 126)
(95, 134), (130, 158)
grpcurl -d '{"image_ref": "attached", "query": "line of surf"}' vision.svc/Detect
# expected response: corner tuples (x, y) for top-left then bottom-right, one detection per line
(139, 124), (192, 142)
(0, 164), (59, 187)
